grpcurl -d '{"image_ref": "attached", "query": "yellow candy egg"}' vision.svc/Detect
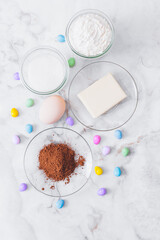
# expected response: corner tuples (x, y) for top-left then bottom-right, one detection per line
(11, 108), (19, 117)
(95, 166), (103, 175)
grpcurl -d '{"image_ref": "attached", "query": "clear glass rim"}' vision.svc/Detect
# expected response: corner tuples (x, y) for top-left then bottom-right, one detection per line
(65, 9), (115, 59)
(68, 61), (138, 131)
(20, 46), (69, 95)
(23, 127), (93, 197)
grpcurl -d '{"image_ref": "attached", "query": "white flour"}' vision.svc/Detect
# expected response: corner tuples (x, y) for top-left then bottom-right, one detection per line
(27, 54), (65, 92)
(69, 13), (112, 56)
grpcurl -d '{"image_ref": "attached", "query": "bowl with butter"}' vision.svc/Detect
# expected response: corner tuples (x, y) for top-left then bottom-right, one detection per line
(68, 61), (138, 131)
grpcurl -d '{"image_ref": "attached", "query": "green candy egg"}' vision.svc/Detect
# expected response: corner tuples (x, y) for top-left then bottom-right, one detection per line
(122, 147), (130, 157)
(26, 98), (34, 107)
(68, 58), (75, 68)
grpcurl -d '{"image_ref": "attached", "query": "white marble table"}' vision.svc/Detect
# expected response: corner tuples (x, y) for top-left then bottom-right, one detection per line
(1, 0), (160, 239)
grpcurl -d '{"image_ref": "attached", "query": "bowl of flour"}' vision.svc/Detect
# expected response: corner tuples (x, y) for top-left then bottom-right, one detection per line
(21, 47), (69, 95)
(66, 9), (114, 58)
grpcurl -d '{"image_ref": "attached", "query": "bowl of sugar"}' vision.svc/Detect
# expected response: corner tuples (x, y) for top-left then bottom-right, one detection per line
(20, 46), (69, 95)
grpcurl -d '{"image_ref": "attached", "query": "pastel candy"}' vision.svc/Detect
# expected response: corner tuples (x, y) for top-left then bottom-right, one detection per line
(93, 135), (101, 145)
(97, 188), (107, 196)
(19, 183), (27, 192)
(26, 98), (34, 107)
(12, 135), (20, 144)
(56, 199), (64, 209)
(102, 146), (111, 156)
(95, 166), (103, 175)
(66, 117), (74, 126)
(11, 108), (19, 117)
(25, 124), (33, 133)
(114, 167), (121, 177)
(68, 58), (75, 67)
(114, 130), (122, 139)
(122, 147), (130, 157)
(14, 72), (20, 80)
(57, 34), (65, 42)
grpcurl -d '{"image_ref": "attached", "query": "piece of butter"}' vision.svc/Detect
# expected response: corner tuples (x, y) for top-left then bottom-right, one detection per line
(77, 73), (127, 118)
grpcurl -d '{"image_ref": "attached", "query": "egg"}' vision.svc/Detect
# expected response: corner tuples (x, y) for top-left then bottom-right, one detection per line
(11, 108), (19, 117)
(56, 199), (64, 209)
(114, 130), (122, 139)
(95, 166), (103, 175)
(19, 183), (27, 192)
(114, 167), (121, 177)
(57, 34), (65, 42)
(93, 135), (101, 145)
(122, 147), (130, 157)
(12, 135), (20, 144)
(39, 95), (66, 124)
(97, 188), (107, 196)
(102, 146), (111, 156)
(25, 124), (33, 133)
(66, 116), (74, 126)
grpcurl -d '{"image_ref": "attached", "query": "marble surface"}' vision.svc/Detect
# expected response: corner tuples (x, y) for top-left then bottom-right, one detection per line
(1, 0), (160, 239)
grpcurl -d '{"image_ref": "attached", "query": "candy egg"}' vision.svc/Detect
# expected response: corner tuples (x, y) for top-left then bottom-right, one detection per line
(114, 167), (121, 177)
(19, 183), (27, 192)
(114, 130), (122, 139)
(95, 166), (103, 175)
(39, 95), (66, 124)
(93, 135), (101, 145)
(56, 199), (64, 209)
(102, 146), (111, 156)
(11, 108), (19, 117)
(57, 34), (65, 42)
(122, 147), (130, 157)
(14, 72), (20, 80)
(68, 58), (75, 67)
(97, 188), (107, 196)
(66, 116), (74, 126)
(25, 124), (33, 133)
(12, 135), (20, 144)
(26, 98), (34, 107)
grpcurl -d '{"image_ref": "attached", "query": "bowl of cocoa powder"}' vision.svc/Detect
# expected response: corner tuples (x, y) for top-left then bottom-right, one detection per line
(24, 127), (92, 197)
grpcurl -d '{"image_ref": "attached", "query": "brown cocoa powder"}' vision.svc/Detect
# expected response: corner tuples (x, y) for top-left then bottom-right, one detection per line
(39, 143), (85, 183)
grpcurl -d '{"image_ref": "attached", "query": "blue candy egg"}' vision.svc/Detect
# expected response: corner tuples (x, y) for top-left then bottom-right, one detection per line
(57, 34), (65, 42)
(114, 130), (122, 139)
(25, 124), (33, 133)
(114, 167), (121, 177)
(56, 199), (64, 209)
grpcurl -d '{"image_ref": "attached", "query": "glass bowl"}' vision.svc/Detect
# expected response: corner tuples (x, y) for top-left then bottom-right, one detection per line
(20, 46), (69, 95)
(65, 9), (115, 58)
(24, 127), (92, 197)
(68, 61), (138, 131)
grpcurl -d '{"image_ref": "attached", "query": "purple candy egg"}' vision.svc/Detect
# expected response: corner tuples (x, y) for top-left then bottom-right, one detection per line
(14, 72), (20, 80)
(102, 146), (111, 156)
(93, 135), (101, 145)
(66, 117), (74, 126)
(97, 188), (107, 196)
(12, 135), (20, 144)
(19, 183), (27, 192)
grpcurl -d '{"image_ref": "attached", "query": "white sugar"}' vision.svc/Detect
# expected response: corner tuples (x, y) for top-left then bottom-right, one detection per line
(27, 54), (65, 92)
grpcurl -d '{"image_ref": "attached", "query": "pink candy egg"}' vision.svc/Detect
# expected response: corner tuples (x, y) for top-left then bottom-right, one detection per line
(93, 135), (101, 145)
(39, 95), (66, 124)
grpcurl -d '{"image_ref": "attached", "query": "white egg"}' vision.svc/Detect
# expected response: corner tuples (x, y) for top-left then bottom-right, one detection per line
(39, 95), (66, 124)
